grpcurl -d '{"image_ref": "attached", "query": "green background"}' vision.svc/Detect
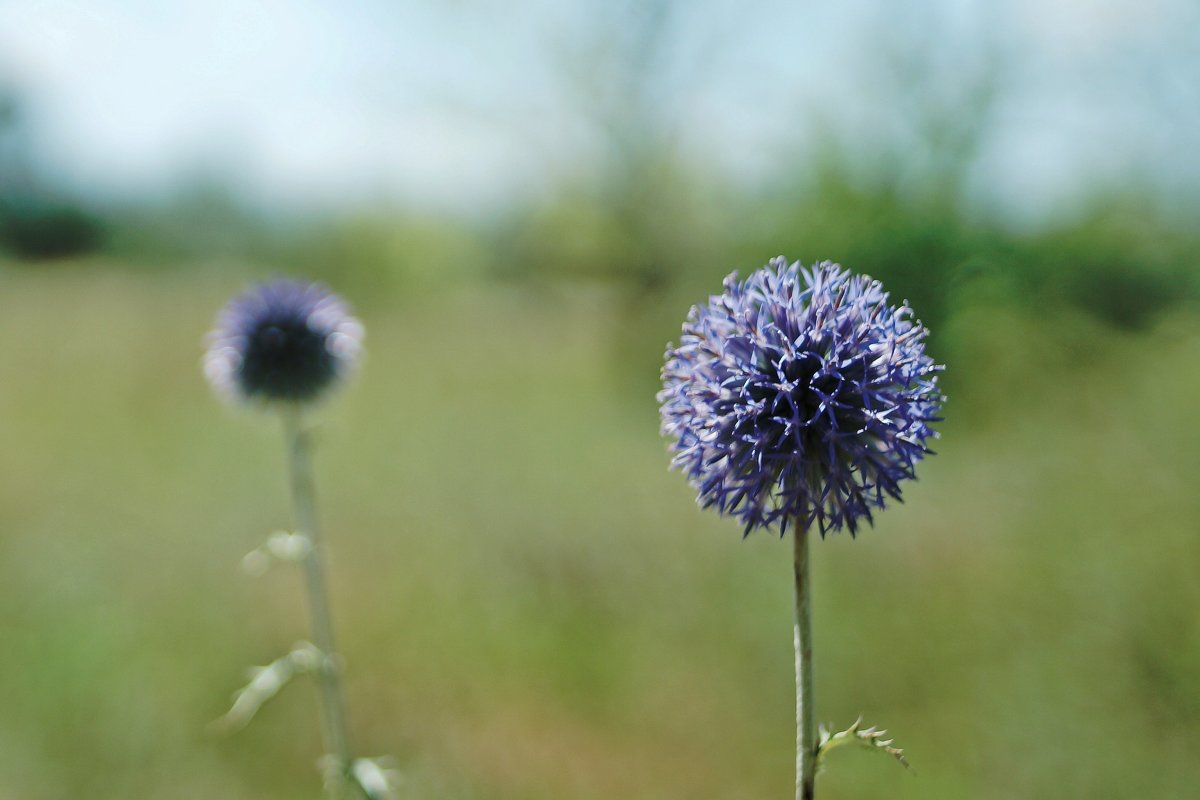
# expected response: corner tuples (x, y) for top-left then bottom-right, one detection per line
(1, 256), (1198, 798)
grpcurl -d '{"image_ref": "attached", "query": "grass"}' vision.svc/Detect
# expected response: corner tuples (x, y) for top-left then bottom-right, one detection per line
(0, 263), (1198, 798)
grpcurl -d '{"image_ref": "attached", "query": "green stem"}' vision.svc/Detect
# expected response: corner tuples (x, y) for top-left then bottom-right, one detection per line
(794, 522), (816, 800)
(283, 410), (354, 793)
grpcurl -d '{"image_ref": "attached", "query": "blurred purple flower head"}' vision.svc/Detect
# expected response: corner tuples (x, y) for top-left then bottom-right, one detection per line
(659, 258), (942, 535)
(205, 279), (363, 406)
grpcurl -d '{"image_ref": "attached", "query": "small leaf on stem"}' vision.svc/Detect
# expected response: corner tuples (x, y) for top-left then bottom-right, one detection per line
(351, 757), (402, 799)
(816, 715), (911, 772)
(241, 530), (313, 576)
(213, 642), (323, 731)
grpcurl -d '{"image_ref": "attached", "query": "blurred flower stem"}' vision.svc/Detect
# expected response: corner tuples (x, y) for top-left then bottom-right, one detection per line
(794, 522), (816, 800)
(283, 408), (354, 792)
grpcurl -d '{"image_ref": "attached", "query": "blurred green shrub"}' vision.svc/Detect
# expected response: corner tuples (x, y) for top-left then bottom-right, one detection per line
(0, 201), (105, 260)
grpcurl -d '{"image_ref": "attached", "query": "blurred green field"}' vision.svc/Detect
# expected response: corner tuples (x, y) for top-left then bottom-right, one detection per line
(2, 263), (1199, 799)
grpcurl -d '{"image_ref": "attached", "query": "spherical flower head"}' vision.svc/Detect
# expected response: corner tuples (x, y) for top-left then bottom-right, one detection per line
(204, 278), (363, 406)
(659, 257), (943, 536)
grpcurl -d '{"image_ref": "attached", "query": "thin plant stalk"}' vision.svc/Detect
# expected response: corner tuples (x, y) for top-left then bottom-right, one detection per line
(283, 409), (353, 790)
(794, 521), (816, 800)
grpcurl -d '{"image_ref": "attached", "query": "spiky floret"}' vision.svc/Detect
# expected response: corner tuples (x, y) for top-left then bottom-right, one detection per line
(658, 257), (942, 535)
(205, 279), (363, 406)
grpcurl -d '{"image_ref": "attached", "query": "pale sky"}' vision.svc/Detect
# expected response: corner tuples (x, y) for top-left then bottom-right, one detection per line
(0, 0), (1194, 219)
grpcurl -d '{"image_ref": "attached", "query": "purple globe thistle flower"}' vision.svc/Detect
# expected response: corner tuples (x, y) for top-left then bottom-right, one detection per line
(659, 257), (943, 536)
(205, 279), (363, 406)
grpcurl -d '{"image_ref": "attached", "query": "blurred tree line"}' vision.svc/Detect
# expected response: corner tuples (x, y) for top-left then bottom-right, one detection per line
(2, 0), (1196, 345)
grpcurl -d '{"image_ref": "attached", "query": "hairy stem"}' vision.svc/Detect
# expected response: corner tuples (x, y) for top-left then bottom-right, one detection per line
(283, 411), (353, 792)
(794, 522), (816, 800)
